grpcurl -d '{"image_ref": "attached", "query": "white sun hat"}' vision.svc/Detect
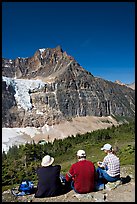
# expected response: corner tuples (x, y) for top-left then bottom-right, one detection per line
(41, 155), (54, 167)
(101, 143), (112, 151)
(77, 150), (86, 157)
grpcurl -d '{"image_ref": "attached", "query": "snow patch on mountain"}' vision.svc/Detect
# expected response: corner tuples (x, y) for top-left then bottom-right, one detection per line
(2, 123), (54, 153)
(2, 127), (42, 153)
(39, 48), (46, 53)
(39, 48), (46, 59)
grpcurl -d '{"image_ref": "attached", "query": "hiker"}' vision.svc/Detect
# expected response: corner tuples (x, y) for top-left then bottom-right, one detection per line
(35, 155), (64, 198)
(65, 149), (97, 194)
(96, 143), (120, 185)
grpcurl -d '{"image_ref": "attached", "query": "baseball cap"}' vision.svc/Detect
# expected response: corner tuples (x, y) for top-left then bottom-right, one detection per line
(77, 150), (86, 157)
(101, 144), (112, 151)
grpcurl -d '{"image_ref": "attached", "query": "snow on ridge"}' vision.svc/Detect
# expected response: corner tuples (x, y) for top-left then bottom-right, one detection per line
(17, 57), (28, 60)
(39, 48), (46, 59)
(2, 76), (46, 111)
(39, 48), (46, 53)
(22, 57), (28, 59)
(9, 59), (13, 63)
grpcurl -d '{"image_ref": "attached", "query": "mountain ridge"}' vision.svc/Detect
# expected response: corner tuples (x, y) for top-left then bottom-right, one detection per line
(2, 46), (135, 129)
(114, 80), (135, 90)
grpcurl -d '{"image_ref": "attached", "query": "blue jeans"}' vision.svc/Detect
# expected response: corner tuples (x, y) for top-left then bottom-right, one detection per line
(71, 181), (80, 193)
(96, 167), (120, 182)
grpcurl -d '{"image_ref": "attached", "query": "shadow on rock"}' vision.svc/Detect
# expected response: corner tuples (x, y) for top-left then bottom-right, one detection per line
(59, 183), (72, 196)
(121, 175), (131, 184)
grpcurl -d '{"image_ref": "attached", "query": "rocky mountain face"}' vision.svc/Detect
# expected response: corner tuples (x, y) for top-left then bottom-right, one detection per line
(2, 46), (135, 128)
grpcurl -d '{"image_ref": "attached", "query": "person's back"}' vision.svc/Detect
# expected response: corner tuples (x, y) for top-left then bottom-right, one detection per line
(66, 150), (96, 194)
(96, 143), (120, 186)
(103, 151), (120, 177)
(35, 155), (62, 198)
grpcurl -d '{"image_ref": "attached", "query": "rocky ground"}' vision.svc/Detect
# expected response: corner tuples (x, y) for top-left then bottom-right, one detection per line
(2, 165), (135, 202)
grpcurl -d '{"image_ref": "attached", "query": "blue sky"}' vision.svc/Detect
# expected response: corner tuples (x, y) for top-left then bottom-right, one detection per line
(2, 2), (135, 84)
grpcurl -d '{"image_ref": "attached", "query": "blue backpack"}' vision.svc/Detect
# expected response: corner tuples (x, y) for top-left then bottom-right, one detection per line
(11, 180), (34, 196)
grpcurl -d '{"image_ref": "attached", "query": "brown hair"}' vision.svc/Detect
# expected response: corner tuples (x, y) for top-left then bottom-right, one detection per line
(112, 146), (119, 155)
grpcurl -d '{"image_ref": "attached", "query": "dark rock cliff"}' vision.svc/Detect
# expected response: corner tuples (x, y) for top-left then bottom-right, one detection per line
(2, 46), (135, 128)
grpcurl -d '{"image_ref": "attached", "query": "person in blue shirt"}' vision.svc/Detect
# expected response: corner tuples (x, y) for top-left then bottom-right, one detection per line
(35, 155), (63, 197)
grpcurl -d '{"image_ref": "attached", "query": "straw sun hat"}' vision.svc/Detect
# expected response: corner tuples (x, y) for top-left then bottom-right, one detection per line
(41, 155), (54, 167)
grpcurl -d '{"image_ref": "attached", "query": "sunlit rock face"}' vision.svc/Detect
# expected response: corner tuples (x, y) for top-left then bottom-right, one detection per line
(2, 46), (135, 128)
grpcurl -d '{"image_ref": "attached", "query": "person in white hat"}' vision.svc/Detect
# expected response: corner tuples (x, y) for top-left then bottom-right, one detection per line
(35, 155), (64, 197)
(65, 149), (97, 194)
(96, 143), (120, 189)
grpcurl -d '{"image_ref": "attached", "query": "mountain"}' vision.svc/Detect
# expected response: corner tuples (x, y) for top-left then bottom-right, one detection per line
(2, 46), (135, 129)
(126, 82), (135, 90)
(114, 80), (135, 90)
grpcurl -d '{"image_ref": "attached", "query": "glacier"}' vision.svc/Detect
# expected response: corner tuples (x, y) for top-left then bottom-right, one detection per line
(2, 76), (46, 111)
